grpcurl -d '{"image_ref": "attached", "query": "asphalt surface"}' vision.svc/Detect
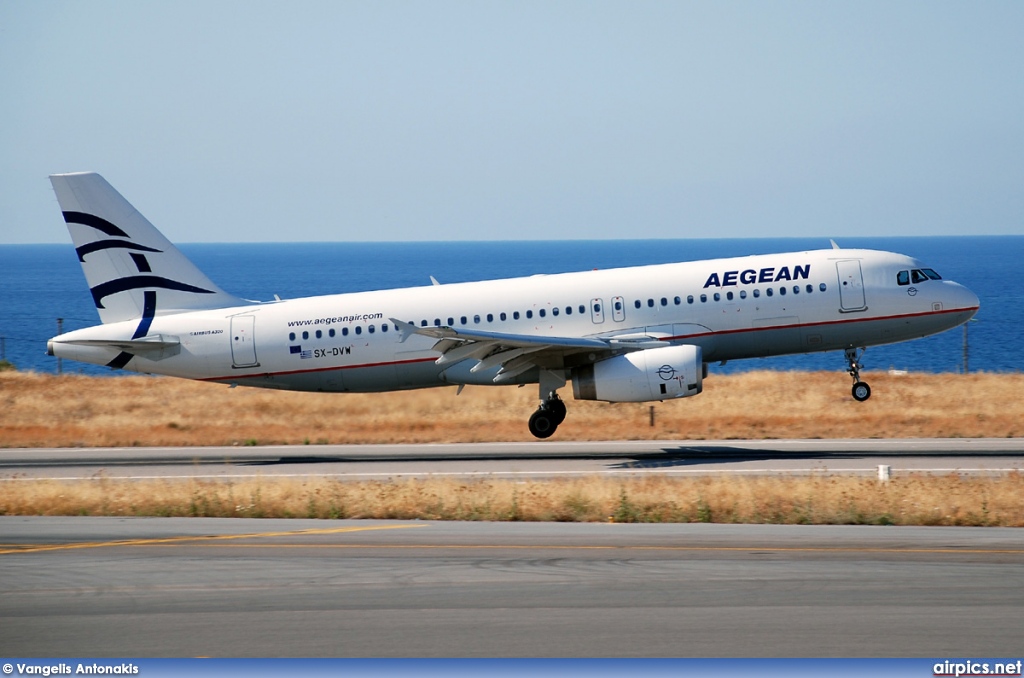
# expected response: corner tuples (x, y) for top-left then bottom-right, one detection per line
(2, 438), (1023, 480)
(1, 517), (1022, 657)
(3, 440), (1021, 657)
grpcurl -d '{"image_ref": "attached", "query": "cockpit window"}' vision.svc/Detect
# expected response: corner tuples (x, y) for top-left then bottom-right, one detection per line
(899, 268), (942, 285)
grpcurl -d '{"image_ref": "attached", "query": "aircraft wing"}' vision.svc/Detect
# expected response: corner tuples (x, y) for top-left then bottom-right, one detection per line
(390, 318), (667, 383)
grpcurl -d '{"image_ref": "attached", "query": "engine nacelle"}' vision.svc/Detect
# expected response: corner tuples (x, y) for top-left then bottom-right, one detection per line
(571, 344), (703, 403)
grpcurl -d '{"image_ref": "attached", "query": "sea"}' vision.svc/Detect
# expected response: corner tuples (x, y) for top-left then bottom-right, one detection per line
(1, 236), (1021, 378)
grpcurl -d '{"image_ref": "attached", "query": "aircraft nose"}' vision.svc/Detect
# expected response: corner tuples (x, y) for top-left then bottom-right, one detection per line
(949, 281), (980, 316)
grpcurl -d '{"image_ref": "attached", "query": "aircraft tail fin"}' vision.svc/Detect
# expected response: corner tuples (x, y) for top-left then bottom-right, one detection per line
(49, 172), (245, 326)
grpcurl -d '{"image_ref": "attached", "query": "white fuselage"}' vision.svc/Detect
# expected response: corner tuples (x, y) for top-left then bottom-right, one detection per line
(51, 247), (980, 394)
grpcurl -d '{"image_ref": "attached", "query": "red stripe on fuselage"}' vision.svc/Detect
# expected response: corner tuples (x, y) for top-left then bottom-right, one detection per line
(201, 356), (438, 383)
(202, 305), (978, 383)
(665, 305), (978, 341)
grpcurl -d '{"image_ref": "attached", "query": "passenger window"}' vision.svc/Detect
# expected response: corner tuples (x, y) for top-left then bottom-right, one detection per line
(819, 283), (827, 292)
(753, 289), (760, 298)
(420, 320), (427, 327)
(806, 284), (813, 293)
(302, 331), (309, 340)
(434, 318), (441, 326)
(316, 330), (322, 338)
(329, 328), (335, 337)
(779, 287), (787, 296)
(381, 324), (388, 333)
(342, 327), (349, 336)
(766, 288), (773, 297)
(713, 293), (721, 302)
(792, 286), (799, 294)
(500, 312), (507, 321)
(289, 332), (296, 341)
(634, 300), (642, 309)
(487, 313), (494, 322)
(674, 296), (681, 305)
(739, 290), (746, 299)
(461, 316), (467, 325)
(614, 300), (622, 311)
(726, 291), (733, 301)
(565, 307), (572, 315)
(474, 315), (481, 323)
(368, 325), (375, 334)
(526, 310), (533, 319)
(647, 299), (654, 308)
(539, 309), (546, 318)
(687, 295), (694, 304)
(552, 307), (559, 316)
(700, 294), (707, 303)
(514, 311), (520, 320)
(447, 317), (454, 326)
(578, 305), (585, 314)
(660, 297), (668, 306)
(355, 326), (362, 335)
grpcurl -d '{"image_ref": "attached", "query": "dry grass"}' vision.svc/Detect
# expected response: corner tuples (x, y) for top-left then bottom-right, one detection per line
(1, 474), (1022, 526)
(4, 371), (1019, 527)
(1, 370), (1022, 447)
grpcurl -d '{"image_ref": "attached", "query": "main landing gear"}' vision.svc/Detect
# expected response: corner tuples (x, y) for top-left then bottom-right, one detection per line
(845, 347), (871, 402)
(528, 392), (567, 439)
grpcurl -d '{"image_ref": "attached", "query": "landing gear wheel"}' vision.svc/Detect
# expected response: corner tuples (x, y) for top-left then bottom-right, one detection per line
(844, 347), (871, 402)
(852, 381), (871, 402)
(547, 397), (567, 425)
(528, 408), (558, 439)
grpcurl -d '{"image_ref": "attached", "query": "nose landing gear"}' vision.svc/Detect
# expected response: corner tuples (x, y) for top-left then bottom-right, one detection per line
(845, 347), (871, 402)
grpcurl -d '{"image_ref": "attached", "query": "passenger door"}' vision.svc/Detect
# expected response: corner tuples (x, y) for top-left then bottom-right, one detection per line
(230, 315), (259, 368)
(836, 260), (867, 312)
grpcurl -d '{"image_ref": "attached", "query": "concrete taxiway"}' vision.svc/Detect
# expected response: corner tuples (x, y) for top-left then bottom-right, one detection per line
(1, 517), (1022, 657)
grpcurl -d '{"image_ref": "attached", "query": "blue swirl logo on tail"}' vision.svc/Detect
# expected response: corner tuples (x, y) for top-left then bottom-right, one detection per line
(90, 275), (215, 309)
(62, 211), (129, 237)
(63, 211), (216, 309)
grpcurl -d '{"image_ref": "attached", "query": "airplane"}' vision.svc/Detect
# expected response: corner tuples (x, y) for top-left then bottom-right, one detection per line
(47, 172), (980, 439)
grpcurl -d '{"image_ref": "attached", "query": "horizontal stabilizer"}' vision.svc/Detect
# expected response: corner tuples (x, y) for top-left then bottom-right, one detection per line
(54, 334), (180, 353)
(47, 333), (181, 364)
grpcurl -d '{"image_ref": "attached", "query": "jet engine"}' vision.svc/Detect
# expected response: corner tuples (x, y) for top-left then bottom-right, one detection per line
(571, 344), (703, 403)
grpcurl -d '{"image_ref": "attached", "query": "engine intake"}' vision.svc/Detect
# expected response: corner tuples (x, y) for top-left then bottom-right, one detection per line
(571, 344), (703, 402)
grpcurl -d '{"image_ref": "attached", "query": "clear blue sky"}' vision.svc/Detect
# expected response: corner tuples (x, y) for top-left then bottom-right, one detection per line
(2, 0), (1022, 244)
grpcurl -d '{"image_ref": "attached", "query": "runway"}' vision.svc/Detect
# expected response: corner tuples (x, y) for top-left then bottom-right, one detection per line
(3, 441), (1020, 656)
(1, 517), (1022, 657)
(2, 438), (1023, 480)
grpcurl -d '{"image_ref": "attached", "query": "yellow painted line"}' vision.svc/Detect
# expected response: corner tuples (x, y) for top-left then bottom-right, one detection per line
(31, 541), (1024, 556)
(0, 523), (428, 555)
(3, 524), (1021, 557)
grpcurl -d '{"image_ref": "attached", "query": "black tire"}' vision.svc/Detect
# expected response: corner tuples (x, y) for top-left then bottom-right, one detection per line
(547, 399), (567, 425)
(528, 409), (558, 439)
(852, 381), (871, 402)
